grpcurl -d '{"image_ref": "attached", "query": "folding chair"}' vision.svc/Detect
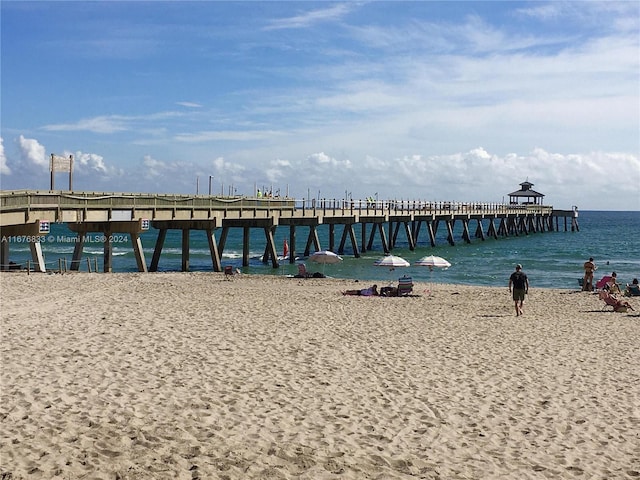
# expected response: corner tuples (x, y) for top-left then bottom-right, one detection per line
(224, 265), (234, 280)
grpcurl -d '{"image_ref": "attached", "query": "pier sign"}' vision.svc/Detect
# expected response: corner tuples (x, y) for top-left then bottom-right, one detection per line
(49, 153), (74, 190)
(50, 155), (72, 172)
(141, 219), (150, 230)
(38, 221), (50, 234)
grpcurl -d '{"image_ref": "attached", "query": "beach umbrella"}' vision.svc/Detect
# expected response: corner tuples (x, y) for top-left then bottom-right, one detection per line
(414, 255), (451, 294)
(374, 254), (410, 283)
(309, 250), (343, 275)
(414, 255), (451, 269)
(374, 254), (410, 269)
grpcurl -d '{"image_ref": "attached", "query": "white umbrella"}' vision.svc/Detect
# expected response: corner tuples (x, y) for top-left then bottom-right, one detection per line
(414, 255), (451, 294)
(374, 254), (410, 284)
(414, 255), (451, 269)
(374, 254), (410, 269)
(309, 250), (343, 275)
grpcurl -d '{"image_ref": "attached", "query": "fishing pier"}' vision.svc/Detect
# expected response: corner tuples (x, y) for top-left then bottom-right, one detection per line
(0, 190), (578, 273)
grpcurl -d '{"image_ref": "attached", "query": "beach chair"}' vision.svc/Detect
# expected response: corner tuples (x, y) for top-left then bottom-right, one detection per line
(599, 291), (634, 313)
(625, 284), (640, 297)
(224, 265), (234, 280)
(397, 275), (414, 296)
(595, 275), (612, 290)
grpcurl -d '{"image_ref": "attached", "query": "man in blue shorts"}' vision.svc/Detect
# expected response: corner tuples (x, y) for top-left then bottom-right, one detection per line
(509, 264), (529, 316)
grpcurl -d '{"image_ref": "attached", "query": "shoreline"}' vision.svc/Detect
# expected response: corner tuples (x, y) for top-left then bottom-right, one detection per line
(0, 269), (591, 291)
(1, 272), (638, 479)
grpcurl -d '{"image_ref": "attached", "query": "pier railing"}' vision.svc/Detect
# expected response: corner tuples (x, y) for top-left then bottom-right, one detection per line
(294, 198), (552, 215)
(0, 190), (296, 211)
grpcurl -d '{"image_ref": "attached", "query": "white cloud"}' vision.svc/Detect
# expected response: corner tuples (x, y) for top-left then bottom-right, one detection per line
(3, 133), (639, 209)
(142, 155), (166, 177)
(174, 130), (285, 143)
(265, 158), (292, 183)
(264, 4), (354, 30)
(211, 156), (246, 176)
(42, 112), (187, 134)
(517, 1), (640, 30)
(176, 102), (202, 108)
(71, 151), (108, 174)
(18, 135), (47, 169)
(0, 137), (10, 175)
(43, 116), (128, 134)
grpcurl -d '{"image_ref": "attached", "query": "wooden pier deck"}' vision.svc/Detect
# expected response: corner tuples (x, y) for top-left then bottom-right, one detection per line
(0, 190), (578, 273)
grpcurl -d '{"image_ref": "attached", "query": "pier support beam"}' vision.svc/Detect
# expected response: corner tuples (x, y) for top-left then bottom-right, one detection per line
(69, 220), (149, 273)
(446, 220), (455, 246)
(150, 229), (167, 272)
(475, 219), (486, 240)
(498, 218), (509, 236)
(328, 224), (336, 253)
(428, 221), (437, 247)
(288, 226), (296, 264)
(304, 226), (321, 256)
(150, 219), (220, 272)
(389, 220), (415, 250)
(0, 221), (48, 272)
(337, 224), (360, 258)
(181, 229), (190, 272)
(262, 226), (279, 268)
(372, 223), (389, 253)
(461, 218), (471, 244)
(361, 223), (368, 253)
(571, 216), (579, 232)
(488, 218), (498, 239)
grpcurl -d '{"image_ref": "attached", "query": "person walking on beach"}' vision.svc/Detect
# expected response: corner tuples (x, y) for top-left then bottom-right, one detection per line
(583, 257), (596, 291)
(509, 264), (529, 316)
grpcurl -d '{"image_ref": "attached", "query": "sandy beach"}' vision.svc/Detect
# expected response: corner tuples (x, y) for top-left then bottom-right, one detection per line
(1, 272), (639, 479)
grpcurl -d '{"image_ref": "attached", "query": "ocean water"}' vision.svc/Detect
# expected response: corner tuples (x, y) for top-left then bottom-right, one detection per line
(3, 211), (638, 289)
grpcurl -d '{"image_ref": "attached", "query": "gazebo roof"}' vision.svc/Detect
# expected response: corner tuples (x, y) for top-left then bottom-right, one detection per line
(509, 180), (544, 198)
(508, 188), (544, 197)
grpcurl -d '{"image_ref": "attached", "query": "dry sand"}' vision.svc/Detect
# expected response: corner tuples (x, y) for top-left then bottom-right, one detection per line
(1, 272), (639, 479)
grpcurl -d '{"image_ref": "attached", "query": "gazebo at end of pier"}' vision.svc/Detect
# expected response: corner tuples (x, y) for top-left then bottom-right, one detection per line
(508, 181), (545, 205)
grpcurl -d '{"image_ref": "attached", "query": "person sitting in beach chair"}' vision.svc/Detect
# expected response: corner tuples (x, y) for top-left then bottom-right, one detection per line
(599, 290), (634, 313)
(605, 272), (622, 294)
(294, 263), (311, 278)
(624, 278), (640, 297)
(397, 275), (414, 296)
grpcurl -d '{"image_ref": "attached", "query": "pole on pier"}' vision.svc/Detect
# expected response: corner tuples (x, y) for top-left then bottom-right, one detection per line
(205, 229), (221, 272)
(70, 234), (85, 271)
(131, 233), (148, 272)
(150, 229), (167, 272)
(28, 240), (46, 272)
(181, 229), (190, 271)
(103, 231), (113, 273)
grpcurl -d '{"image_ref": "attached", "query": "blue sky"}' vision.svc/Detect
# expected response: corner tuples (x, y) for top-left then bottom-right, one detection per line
(1, 1), (638, 210)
